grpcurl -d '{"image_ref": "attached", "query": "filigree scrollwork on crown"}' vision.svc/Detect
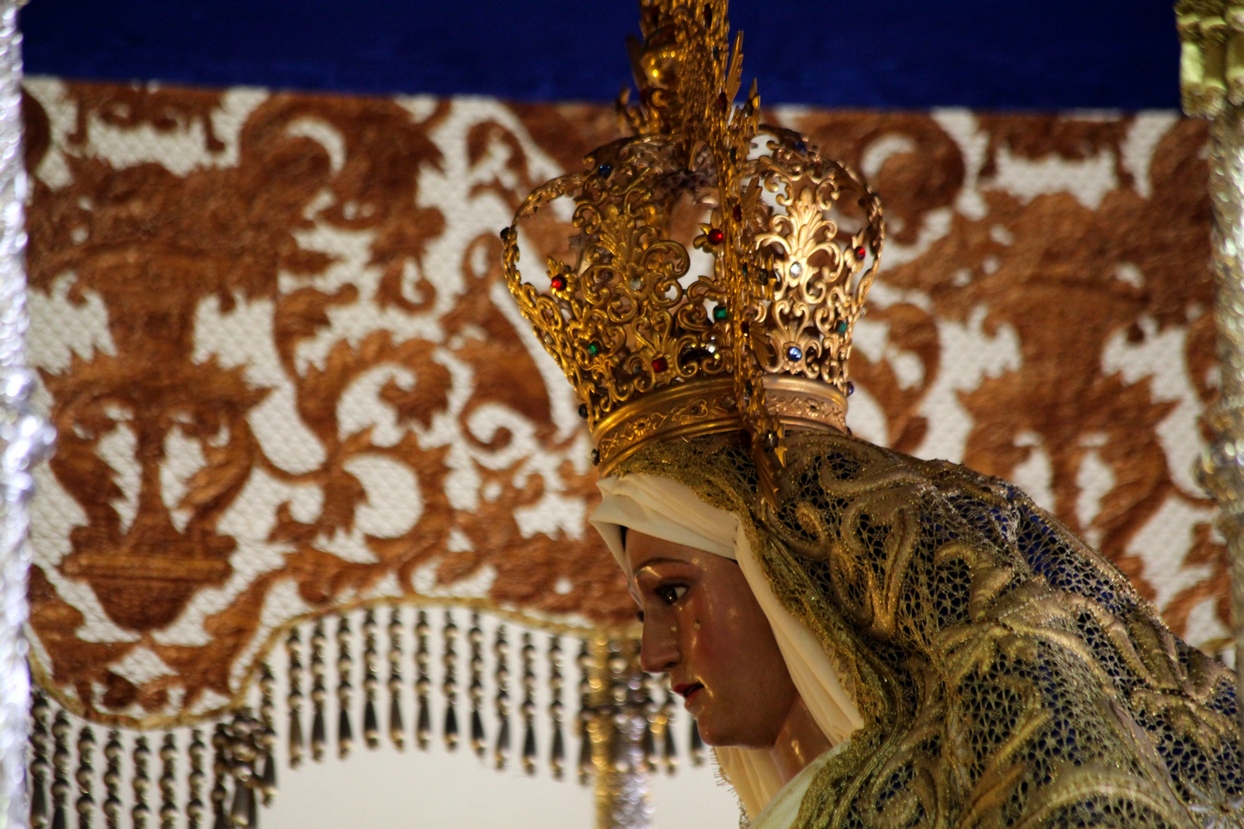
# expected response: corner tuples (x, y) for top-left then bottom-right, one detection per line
(503, 126), (882, 424)
(620, 0), (735, 146)
(749, 129), (884, 396)
(501, 0), (883, 498)
(504, 135), (739, 427)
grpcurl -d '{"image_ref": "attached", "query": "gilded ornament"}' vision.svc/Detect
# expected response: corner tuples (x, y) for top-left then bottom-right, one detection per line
(501, 0), (883, 501)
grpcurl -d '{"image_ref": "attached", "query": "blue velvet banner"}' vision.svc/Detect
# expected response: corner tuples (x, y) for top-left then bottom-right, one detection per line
(22, 0), (1179, 110)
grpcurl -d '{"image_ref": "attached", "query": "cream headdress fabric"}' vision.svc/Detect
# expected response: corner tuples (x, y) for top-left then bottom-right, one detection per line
(591, 473), (864, 819)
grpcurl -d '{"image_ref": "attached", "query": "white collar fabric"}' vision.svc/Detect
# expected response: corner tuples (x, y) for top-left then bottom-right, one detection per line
(590, 473), (737, 566)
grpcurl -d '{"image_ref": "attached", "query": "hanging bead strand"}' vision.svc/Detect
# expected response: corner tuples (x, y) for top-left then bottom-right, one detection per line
(310, 620), (327, 763)
(131, 736), (150, 829)
(29, 692), (49, 829)
(102, 731), (121, 829)
(286, 628), (304, 769)
(689, 719), (704, 767)
(50, 710), (69, 829)
(75, 725), (96, 829)
(362, 610), (380, 750)
(259, 663), (278, 805)
(226, 711), (255, 826)
(577, 639), (592, 785)
(640, 673), (657, 773)
(468, 613), (486, 757)
(521, 632), (537, 775)
(210, 725), (228, 829)
(158, 734), (177, 829)
(336, 614), (354, 759)
(414, 610), (431, 750)
(387, 608), (404, 749)
(549, 635), (565, 780)
(660, 687), (678, 774)
(187, 730), (205, 829)
(493, 625), (510, 770)
(227, 712), (256, 829)
(442, 611), (459, 751)
(606, 641), (627, 776)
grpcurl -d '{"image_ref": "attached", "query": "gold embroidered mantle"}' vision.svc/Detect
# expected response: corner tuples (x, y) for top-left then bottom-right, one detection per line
(621, 432), (1241, 827)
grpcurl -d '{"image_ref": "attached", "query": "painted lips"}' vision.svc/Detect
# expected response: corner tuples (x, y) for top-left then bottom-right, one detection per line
(673, 682), (704, 707)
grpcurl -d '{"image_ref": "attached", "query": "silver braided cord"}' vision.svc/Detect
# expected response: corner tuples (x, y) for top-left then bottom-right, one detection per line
(0, 2), (52, 827)
(1180, 0), (1244, 722)
(1199, 107), (1244, 710)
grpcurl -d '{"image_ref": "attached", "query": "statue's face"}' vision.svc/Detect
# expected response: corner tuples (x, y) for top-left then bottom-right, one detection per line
(625, 530), (798, 749)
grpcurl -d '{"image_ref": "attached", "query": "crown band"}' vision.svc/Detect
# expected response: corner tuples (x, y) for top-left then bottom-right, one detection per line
(594, 376), (846, 475)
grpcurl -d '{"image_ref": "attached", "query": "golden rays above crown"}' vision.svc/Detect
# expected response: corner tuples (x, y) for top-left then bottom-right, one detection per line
(501, 0), (884, 497)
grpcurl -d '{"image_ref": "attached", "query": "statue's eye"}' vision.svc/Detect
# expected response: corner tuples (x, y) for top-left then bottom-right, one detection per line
(655, 584), (687, 605)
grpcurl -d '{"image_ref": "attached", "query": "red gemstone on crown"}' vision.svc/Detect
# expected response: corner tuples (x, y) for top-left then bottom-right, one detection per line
(550, 275), (567, 290)
(855, 246), (867, 259)
(652, 356), (668, 373)
(708, 228), (725, 245)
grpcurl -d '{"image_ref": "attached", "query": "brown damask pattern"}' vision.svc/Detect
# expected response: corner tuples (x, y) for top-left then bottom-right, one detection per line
(22, 78), (1222, 727)
(25, 81), (623, 725)
(795, 112), (1216, 623)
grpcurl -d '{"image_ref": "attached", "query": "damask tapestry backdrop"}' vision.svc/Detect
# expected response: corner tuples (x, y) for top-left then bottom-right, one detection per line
(21, 78), (1223, 727)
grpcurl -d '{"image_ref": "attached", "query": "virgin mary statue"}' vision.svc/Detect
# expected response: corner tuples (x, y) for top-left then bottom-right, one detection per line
(501, 1), (1244, 826)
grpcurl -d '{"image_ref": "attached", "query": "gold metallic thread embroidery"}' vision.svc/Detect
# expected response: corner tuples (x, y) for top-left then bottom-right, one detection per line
(620, 432), (1242, 828)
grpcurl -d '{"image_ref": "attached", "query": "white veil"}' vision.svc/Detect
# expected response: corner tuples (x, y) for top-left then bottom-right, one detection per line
(590, 473), (863, 819)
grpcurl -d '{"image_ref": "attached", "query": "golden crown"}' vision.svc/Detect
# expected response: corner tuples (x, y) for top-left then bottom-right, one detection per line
(501, 0), (884, 497)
